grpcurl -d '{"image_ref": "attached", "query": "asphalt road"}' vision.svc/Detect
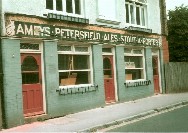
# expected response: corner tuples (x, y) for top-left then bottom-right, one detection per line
(109, 105), (188, 132)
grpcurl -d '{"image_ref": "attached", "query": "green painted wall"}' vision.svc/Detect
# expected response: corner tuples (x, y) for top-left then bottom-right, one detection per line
(1, 38), (24, 128)
(43, 41), (105, 118)
(116, 47), (154, 102)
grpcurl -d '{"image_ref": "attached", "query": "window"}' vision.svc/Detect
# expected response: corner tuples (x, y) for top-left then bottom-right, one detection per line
(58, 45), (92, 86)
(46, 0), (82, 15)
(124, 48), (145, 80)
(98, 0), (117, 20)
(125, 0), (147, 26)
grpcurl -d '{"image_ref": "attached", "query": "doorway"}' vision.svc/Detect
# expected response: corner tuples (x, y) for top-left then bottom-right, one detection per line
(21, 53), (44, 117)
(103, 55), (116, 103)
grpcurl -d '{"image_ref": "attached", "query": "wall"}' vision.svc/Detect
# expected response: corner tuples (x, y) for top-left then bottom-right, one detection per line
(116, 47), (154, 101)
(43, 41), (105, 118)
(1, 38), (24, 128)
(2, 0), (162, 34)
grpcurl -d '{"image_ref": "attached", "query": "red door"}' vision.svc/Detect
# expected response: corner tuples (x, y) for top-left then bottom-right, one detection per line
(103, 56), (116, 103)
(21, 53), (44, 117)
(152, 56), (160, 94)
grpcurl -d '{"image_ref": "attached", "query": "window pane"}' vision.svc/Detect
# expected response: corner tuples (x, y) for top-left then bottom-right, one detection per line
(74, 55), (89, 70)
(66, 0), (73, 13)
(75, 47), (88, 52)
(102, 48), (112, 53)
(58, 45), (72, 51)
(46, 0), (53, 10)
(20, 43), (39, 50)
(58, 54), (71, 70)
(75, 0), (81, 14)
(133, 49), (142, 54)
(126, 4), (130, 23)
(22, 56), (38, 71)
(56, 0), (63, 11)
(141, 8), (145, 26)
(22, 73), (39, 84)
(59, 71), (90, 85)
(125, 56), (143, 68)
(58, 55), (89, 70)
(125, 69), (144, 80)
(130, 5), (135, 24)
(136, 6), (141, 25)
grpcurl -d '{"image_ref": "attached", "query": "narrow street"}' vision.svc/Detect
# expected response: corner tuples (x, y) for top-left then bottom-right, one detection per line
(108, 105), (188, 132)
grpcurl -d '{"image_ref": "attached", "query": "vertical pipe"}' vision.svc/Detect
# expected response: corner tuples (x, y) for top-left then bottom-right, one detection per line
(0, 0), (5, 129)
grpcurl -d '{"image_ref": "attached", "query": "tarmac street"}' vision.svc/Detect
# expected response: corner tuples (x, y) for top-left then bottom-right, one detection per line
(108, 105), (188, 132)
(1, 93), (188, 132)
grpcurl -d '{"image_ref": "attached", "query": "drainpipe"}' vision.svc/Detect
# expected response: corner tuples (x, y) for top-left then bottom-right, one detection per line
(0, 0), (5, 129)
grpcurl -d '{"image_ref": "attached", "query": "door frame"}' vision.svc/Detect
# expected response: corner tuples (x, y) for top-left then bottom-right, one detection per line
(102, 46), (118, 103)
(152, 49), (162, 93)
(20, 41), (46, 115)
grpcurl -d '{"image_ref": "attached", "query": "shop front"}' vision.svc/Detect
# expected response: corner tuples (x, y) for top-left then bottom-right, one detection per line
(2, 13), (163, 128)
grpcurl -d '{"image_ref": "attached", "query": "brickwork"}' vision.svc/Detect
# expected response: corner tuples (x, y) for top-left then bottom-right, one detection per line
(162, 36), (169, 63)
(1, 38), (24, 128)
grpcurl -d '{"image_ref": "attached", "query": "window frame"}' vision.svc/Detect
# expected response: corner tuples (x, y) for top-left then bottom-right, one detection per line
(46, 0), (84, 18)
(124, 47), (146, 81)
(58, 44), (93, 86)
(125, 0), (147, 27)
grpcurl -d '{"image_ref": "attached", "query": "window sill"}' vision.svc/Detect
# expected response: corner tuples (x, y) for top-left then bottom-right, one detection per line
(56, 84), (99, 95)
(96, 18), (121, 25)
(124, 80), (152, 87)
(45, 9), (85, 18)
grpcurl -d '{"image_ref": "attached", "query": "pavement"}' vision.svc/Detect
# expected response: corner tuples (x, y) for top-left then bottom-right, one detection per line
(1, 93), (188, 132)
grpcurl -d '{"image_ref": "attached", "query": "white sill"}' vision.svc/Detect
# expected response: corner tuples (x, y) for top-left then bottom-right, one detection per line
(125, 24), (147, 29)
(125, 79), (146, 83)
(96, 18), (121, 25)
(45, 9), (85, 18)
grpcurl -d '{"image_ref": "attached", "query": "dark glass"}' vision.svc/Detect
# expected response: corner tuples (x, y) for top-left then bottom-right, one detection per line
(126, 4), (129, 23)
(136, 6), (141, 25)
(46, 0), (53, 10)
(75, 0), (81, 14)
(56, 0), (63, 11)
(59, 71), (90, 85)
(66, 0), (73, 13)
(22, 56), (39, 84)
(125, 69), (143, 80)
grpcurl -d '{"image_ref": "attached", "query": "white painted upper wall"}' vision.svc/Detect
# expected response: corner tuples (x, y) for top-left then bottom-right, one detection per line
(2, 0), (162, 34)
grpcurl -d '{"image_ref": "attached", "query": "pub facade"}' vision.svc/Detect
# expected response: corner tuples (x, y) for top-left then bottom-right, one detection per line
(0, 0), (169, 128)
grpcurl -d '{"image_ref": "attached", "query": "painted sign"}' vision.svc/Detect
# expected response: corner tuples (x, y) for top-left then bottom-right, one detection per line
(6, 21), (162, 47)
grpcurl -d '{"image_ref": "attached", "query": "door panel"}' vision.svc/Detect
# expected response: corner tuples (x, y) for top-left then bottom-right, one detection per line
(103, 56), (116, 103)
(21, 53), (44, 116)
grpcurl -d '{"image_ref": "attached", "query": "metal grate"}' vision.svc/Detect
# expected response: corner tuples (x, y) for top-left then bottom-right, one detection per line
(20, 43), (39, 50)
(124, 48), (132, 54)
(75, 47), (88, 52)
